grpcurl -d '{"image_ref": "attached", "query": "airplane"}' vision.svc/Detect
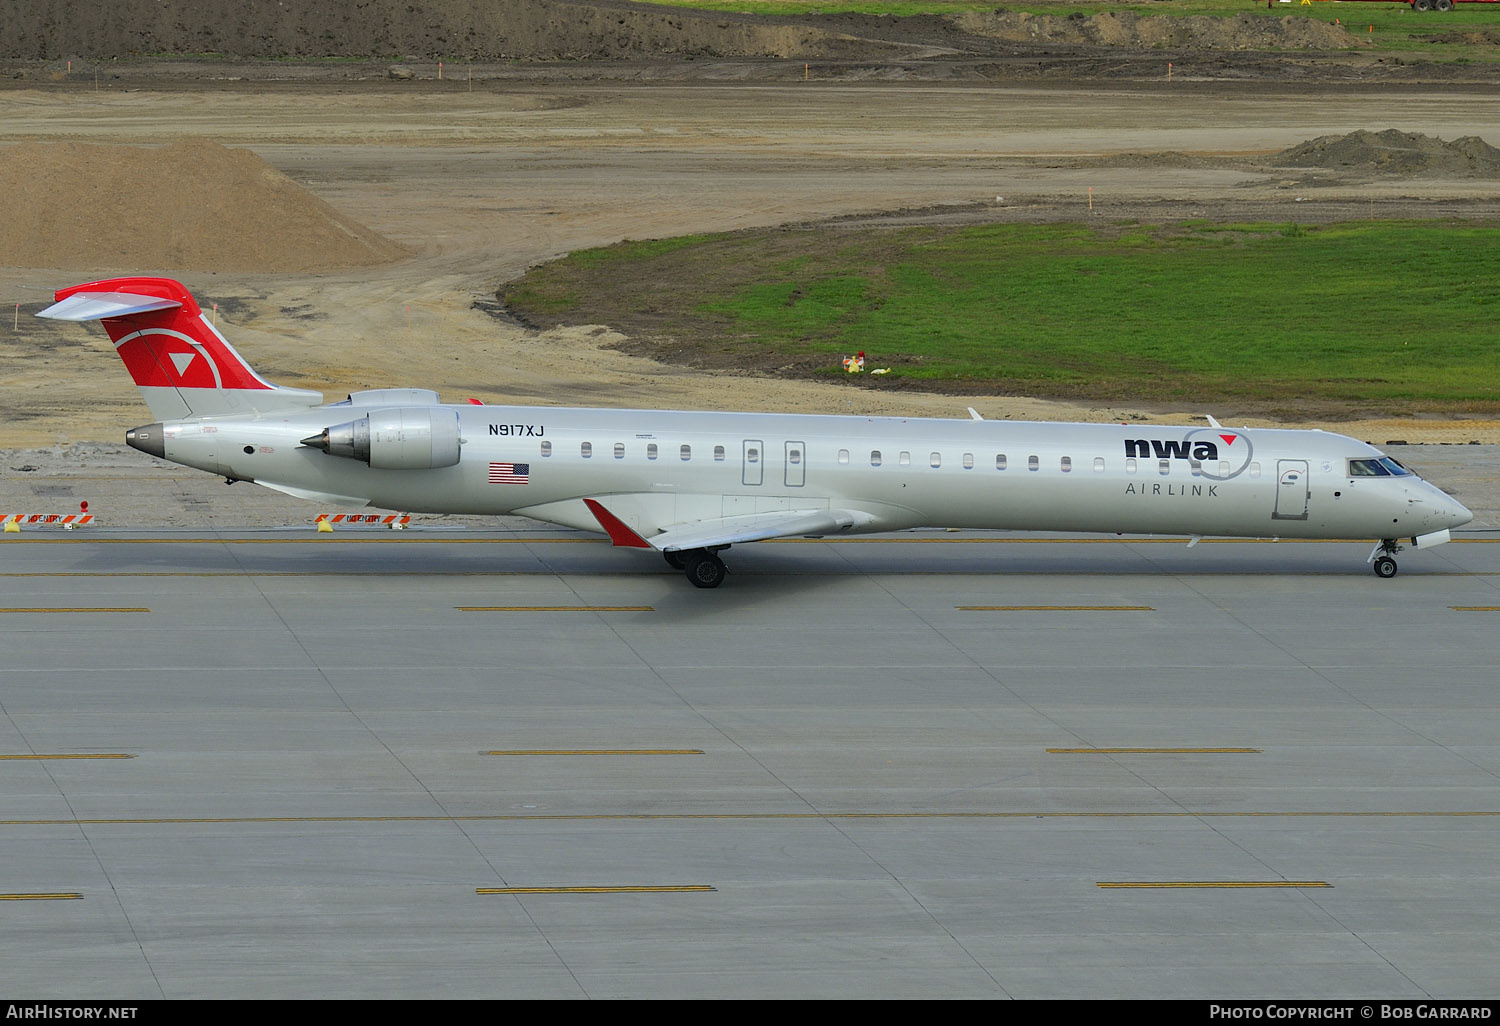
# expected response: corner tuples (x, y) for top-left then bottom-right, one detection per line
(39, 276), (1473, 587)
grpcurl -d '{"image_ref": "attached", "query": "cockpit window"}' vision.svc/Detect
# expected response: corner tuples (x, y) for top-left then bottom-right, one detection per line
(1349, 457), (1416, 478)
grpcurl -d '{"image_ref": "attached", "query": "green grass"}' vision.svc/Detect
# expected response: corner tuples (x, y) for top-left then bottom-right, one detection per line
(502, 220), (1500, 414)
(636, 0), (1500, 61)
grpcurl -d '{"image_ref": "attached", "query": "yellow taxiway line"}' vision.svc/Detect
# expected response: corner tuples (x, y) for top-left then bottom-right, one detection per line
(477, 885), (714, 895)
(0, 754), (135, 760)
(0, 892), (83, 901)
(1098, 881), (1330, 889)
(959, 605), (1154, 611)
(457, 605), (652, 612)
(1047, 747), (1260, 754)
(0, 607), (149, 613)
(483, 749), (703, 756)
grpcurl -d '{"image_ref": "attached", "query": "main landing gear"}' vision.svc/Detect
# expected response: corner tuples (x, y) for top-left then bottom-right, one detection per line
(664, 547), (729, 588)
(1368, 538), (1403, 579)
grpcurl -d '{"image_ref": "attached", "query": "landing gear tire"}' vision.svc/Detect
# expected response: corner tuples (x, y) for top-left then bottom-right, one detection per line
(684, 550), (727, 589)
(1369, 537), (1404, 579)
(663, 550), (686, 570)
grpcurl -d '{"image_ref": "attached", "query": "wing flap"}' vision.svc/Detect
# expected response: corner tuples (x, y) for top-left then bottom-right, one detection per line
(649, 508), (856, 551)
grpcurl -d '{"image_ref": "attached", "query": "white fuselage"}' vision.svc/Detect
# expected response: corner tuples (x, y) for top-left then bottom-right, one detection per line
(148, 403), (1473, 544)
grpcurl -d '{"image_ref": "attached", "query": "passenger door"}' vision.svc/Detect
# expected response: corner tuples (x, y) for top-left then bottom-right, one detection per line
(1273, 459), (1309, 520)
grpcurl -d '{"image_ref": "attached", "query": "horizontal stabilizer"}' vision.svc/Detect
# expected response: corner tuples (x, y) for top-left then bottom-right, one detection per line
(38, 291), (184, 322)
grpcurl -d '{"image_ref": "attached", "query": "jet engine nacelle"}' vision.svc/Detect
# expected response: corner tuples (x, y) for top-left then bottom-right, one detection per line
(302, 408), (462, 470)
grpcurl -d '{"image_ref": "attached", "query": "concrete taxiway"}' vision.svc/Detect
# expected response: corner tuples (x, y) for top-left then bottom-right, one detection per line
(1, 527), (1498, 999)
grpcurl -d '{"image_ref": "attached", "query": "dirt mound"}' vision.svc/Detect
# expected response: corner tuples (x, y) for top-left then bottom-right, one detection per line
(954, 10), (1357, 50)
(0, 139), (407, 272)
(1272, 129), (1500, 177)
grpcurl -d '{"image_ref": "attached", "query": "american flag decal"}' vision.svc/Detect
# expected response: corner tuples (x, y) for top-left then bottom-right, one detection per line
(488, 462), (530, 485)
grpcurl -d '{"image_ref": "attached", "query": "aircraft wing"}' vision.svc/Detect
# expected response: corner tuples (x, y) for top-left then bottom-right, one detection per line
(583, 498), (857, 551)
(650, 508), (858, 551)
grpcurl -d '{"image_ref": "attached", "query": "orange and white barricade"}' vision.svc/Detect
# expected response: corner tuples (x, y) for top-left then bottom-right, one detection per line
(2, 512), (94, 533)
(315, 513), (410, 532)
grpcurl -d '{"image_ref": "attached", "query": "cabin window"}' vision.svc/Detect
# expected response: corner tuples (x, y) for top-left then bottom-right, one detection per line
(1159, 459), (1170, 476)
(1249, 462), (1261, 478)
(899, 451), (911, 467)
(1093, 457), (1104, 473)
(929, 452), (941, 469)
(789, 449), (802, 465)
(1219, 461), (1230, 477)
(1060, 456), (1072, 473)
(1189, 458), (1202, 477)
(646, 443), (658, 461)
(714, 445), (725, 462)
(743, 446), (756, 464)
(580, 442), (592, 459)
(962, 452), (974, 470)
(1027, 455), (1039, 472)
(681, 444), (692, 461)
(540, 440), (552, 458)
(1126, 458), (1137, 474)
(871, 450), (882, 467)
(995, 454), (1007, 471)
(837, 449), (850, 465)
(613, 443), (625, 460)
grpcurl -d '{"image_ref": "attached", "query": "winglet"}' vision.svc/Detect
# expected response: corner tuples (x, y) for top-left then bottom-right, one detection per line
(582, 498), (654, 549)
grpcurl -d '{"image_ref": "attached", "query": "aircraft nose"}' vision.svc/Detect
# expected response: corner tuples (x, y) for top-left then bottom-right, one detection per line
(1423, 482), (1473, 530)
(1447, 495), (1475, 530)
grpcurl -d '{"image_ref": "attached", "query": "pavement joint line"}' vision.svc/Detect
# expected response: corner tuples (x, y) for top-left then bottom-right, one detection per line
(476, 885), (715, 894)
(6, 570), (1494, 578)
(1, 811), (1496, 825)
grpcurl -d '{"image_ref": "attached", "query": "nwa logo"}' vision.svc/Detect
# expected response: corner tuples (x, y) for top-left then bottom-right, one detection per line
(1124, 428), (1253, 481)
